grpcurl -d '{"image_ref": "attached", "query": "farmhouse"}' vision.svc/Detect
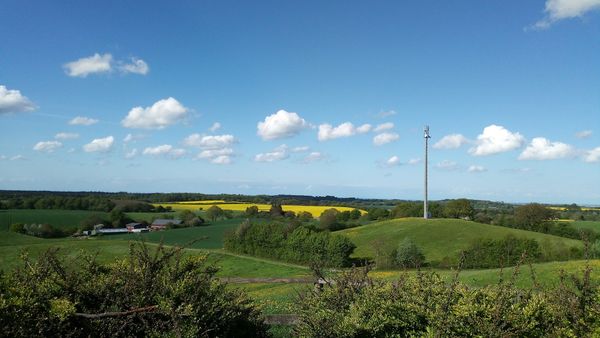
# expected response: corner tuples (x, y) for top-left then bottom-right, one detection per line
(150, 219), (182, 231)
(126, 222), (148, 233)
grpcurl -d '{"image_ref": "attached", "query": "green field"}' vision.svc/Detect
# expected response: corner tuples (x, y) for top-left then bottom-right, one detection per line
(340, 218), (583, 265)
(571, 220), (600, 232)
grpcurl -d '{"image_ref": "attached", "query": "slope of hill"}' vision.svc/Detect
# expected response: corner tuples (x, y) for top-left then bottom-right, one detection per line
(339, 218), (584, 266)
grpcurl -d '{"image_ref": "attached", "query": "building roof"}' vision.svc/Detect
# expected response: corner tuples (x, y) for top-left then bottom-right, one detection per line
(151, 219), (182, 226)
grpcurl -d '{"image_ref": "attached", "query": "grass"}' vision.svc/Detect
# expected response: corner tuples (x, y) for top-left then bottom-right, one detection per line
(339, 217), (583, 265)
(153, 201), (364, 217)
(370, 259), (600, 289)
(570, 220), (600, 232)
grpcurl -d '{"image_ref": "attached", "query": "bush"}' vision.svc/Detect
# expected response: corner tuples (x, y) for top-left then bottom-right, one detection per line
(9, 223), (25, 233)
(0, 243), (269, 337)
(462, 235), (541, 268)
(394, 238), (426, 268)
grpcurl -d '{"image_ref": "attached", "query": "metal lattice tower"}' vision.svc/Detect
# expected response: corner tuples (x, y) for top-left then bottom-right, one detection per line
(424, 125), (431, 219)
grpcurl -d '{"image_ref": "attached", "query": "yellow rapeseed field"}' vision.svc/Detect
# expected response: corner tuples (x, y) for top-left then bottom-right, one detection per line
(153, 201), (365, 217)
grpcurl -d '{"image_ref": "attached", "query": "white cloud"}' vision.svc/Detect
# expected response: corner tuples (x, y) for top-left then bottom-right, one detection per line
(198, 148), (234, 159)
(318, 122), (372, 141)
(518, 137), (575, 160)
(63, 53), (113, 77)
(356, 124), (372, 134)
(183, 134), (235, 149)
(11, 155), (25, 161)
(378, 110), (397, 118)
(374, 122), (394, 133)
(408, 158), (421, 165)
(211, 155), (232, 165)
(468, 165), (487, 173)
(55, 132), (79, 140)
(257, 109), (309, 140)
(121, 97), (189, 129)
(584, 147), (600, 163)
(292, 146), (310, 153)
(33, 140), (62, 153)
(83, 136), (114, 153)
(209, 122), (221, 132)
(0, 85), (36, 114)
(436, 160), (459, 171)
(531, 0), (600, 29)
(373, 132), (399, 146)
(69, 116), (98, 126)
(469, 125), (525, 156)
(125, 148), (138, 159)
(303, 152), (325, 163)
(142, 145), (186, 159)
(386, 155), (401, 166)
(576, 130), (593, 139)
(433, 134), (469, 149)
(255, 145), (289, 162)
(119, 57), (149, 75)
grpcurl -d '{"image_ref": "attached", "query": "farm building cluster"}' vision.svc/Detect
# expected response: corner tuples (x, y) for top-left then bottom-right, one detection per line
(82, 219), (182, 236)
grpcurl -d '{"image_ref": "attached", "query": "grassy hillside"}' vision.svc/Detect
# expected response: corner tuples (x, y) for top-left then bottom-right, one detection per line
(340, 218), (584, 265)
(570, 220), (600, 232)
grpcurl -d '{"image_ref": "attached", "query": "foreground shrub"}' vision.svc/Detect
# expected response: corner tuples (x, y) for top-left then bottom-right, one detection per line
(296, 263), (600, 337)
(0, 243), (268, 337)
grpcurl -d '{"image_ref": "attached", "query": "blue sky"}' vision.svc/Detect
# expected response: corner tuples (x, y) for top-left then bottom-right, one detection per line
(1, 0), (599, 204)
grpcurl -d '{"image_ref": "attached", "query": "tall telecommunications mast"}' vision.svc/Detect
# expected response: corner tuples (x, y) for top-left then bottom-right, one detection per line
(424, 125), (431, 219)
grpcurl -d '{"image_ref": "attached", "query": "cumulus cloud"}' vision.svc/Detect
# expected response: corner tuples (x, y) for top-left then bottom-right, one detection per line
(469, 125), (525, 156)
(142, 145), (186, 159)
(408, 158), (421, 165)
(386, 155), (401, 166)
(209, 122), (221, 132)
(83, 136), (114, 153)
(121, 97), (189, 129)
(292, 146), (310, 153)
(378, 110), (397, 118)
(33, 140), (62, 153)
(55, 132), (79, 140)
(436, 160), (459, 171)
(374, 122), (394, 133)
(10, 155), (25, 161)
(63, 53), (113, 77)
(119, 57), (149, 75)
(433, 134), (469, 149)
(183, 134), (235, 149)
(255, 145), (289, 162)
(531, 0), (600, 30)
(576, 130), (593, 139)
(373, 132), (399, 146)
(124, 148), (138, 159)
(303, 152), (325, 163)
(468, 165), (487, 173)
(257, 110), (309, 140)
(185, 133), (236, 164)
(69, 116), (98, 126)
(318, 122), (372, 141)
(0, 85), (36, 114)
(518, 137), (575, 160)
(584, 147), (600, 163)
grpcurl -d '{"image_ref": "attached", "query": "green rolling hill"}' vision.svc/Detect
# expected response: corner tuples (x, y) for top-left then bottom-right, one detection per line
(339, 218), (584, 266)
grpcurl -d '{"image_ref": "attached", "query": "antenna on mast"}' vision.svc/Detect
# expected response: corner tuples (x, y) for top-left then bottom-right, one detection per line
(424, 125), (431, 219)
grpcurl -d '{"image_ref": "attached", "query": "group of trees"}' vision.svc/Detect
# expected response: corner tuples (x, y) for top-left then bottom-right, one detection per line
(1, 195), (116, 212)
(461, 235), (542, 269)
(9, 223), (70, 238)
(0, 244), (269, 337)
(224, 221), (356, 267)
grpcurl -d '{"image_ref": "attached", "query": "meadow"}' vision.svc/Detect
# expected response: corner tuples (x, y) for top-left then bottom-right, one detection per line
(340, 217), (583, 265)
(153, 201), (365, 217)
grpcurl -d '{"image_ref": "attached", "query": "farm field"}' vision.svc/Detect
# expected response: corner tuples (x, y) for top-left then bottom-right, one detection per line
(153, 201), (364, 217)
(570, 220), (600, 232)
(340, 217), (583, 265)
